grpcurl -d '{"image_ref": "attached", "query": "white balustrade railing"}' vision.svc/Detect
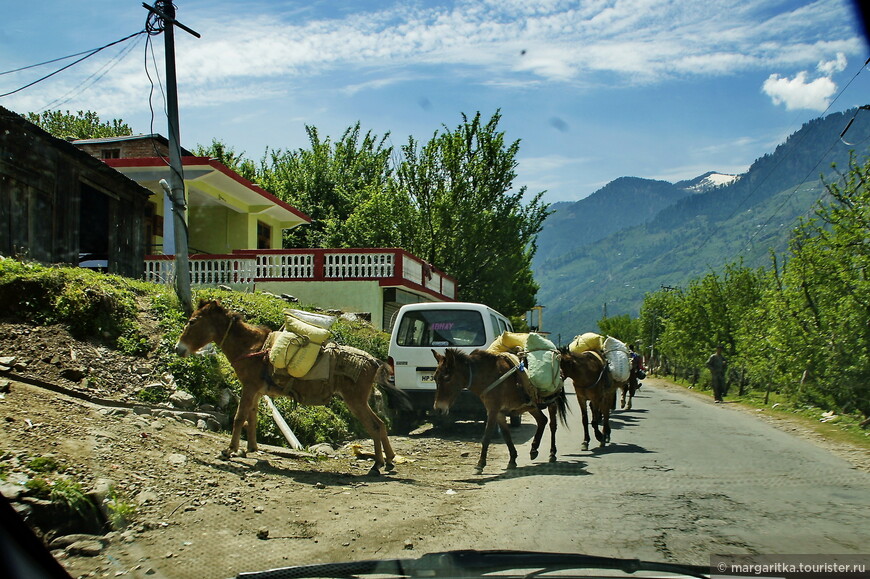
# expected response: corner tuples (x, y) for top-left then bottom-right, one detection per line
(256, 252), (314, 279)
(145, 249), (454, 298)
(144, 259), (174, 284)
(190, 257), (255, 285)
(441, 277), (456, 299)
(324, 252), (394, 279)
(403, 255), (423, 285)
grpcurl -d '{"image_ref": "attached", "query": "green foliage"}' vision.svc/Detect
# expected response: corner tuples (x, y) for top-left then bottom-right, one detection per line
(25, 477), (52, 498)
(597, 314), (640, 344)
(257, 397), (353, 448)
(249, 123), (394, 249)
(105, 490), (137, 529)
(27, 456), (61, 473)
(390, 111), (550, 316)
(49, 478), (95, 518)
(330, 317), (389, 360)
(25, 109), (132, 140)
(637, 154), (870, 420)
(0, 259), (148, 346)
(0, 259), (402, 448)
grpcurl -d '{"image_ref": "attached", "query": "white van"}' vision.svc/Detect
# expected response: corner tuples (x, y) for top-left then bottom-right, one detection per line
(388, 302), (513, 425)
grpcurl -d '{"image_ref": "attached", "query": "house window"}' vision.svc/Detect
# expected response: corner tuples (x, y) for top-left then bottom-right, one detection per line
(257, 221), (271, 249)
(101, 148), (120, 159)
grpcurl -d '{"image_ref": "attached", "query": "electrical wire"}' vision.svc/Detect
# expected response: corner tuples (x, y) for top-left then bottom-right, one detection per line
(0, 30), (146, 99)
(0, 47), (110, 76)
(36, 35), (145, 114)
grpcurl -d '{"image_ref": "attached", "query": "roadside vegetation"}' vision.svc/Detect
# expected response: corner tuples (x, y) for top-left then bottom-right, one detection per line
(0, 258), (391, 448)
(599, 155), (870, 440)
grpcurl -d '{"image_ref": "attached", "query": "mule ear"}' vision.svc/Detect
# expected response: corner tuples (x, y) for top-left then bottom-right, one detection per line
(431, 349), (444, 363)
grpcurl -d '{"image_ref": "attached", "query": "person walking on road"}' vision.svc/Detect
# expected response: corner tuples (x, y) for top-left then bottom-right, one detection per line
(706, 345), (728, 403)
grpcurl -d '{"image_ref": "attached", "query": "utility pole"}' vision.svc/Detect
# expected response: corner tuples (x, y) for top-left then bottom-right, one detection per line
(143, 1), (200, 315)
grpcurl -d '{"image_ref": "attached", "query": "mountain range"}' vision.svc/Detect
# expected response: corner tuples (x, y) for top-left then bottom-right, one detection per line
(531, 107), (870, 344)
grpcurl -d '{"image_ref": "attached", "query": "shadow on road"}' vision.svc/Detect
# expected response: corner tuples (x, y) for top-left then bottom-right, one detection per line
(451, 458), (590, 485)
(192, 452), (423, 487)
(586, 442), (654, 456)
(408, 420), (539, 445)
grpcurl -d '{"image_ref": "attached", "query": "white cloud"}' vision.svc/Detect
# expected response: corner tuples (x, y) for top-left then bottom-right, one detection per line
(762, 71), (836, 111)
(817, 52), (847, 75)
(2, 0), (863, 116)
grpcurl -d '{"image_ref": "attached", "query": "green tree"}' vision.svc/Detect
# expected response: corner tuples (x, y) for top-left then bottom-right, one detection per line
(753, 156), (870, 418)
(25, 109), (132, 139)
(597, 314), (640, 344)
(255, 123), (394, 248)
(193, 139), (257, 182)
(393, 111), (550, 316)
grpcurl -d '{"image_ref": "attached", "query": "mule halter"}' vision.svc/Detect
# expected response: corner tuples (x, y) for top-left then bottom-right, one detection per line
(217, 316), (235, 350)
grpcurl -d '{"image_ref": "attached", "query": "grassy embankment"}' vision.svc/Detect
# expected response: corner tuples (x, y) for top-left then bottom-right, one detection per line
(0, 257), (392, 449)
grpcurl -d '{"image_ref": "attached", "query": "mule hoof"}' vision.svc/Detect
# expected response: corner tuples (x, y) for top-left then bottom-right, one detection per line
(549, 455), (557, 463)
(530, 449), (539, 460)
(507, 461), (517, 470)
(220, 449), (232, 459)
(620, 400), (626, 409)
(367, 465), (382, 476)
(626, 402), (632, 410)
(473, 467), (484, 475)
(237, 449), (247, 458)
(581, 442), (589, 451)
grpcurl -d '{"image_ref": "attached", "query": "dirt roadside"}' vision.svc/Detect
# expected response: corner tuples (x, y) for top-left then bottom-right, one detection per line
(0, 376), (495, 579)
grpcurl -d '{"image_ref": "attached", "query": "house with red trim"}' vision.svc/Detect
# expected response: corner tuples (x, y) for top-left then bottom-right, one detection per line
(74, 135), (456, 330)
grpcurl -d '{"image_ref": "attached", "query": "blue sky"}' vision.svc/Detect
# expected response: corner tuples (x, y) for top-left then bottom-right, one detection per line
(2, 0), (868, 205)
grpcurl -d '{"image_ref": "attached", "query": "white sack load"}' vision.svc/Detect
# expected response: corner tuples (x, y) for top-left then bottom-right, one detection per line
(602, 336), (631, 382)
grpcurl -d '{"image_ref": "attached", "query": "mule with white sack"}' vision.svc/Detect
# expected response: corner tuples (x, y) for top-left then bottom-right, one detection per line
(431, 332), (568, 474)
(560, 332), (630, 449)
(174, 299), (409, 475)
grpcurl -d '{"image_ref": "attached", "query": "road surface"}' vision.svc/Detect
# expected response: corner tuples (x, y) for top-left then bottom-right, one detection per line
(431, 377), (870, 565)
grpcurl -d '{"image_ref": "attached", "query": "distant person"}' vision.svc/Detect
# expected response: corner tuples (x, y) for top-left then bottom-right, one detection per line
(706, 345), (728, 403)
(620, 344), (645, 409)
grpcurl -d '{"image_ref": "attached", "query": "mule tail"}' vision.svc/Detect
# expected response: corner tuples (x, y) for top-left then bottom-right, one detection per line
(374, 360), (413, 412)
(555, 388), (570, 427)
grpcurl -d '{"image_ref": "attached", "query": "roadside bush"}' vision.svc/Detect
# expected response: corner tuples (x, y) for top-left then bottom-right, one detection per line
(0, 258), (150, 348)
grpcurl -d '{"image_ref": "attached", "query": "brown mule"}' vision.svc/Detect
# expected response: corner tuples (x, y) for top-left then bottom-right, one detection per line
(432, 348), (569, 475)
(174, 299), (406, 474)
(558, 348), (620, 450)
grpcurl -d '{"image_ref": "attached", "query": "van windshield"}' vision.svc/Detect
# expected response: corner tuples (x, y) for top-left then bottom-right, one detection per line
(396, 309), (487, 347)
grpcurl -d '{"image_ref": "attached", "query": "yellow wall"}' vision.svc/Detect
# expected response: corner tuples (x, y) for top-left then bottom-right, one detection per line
(147, 191), (288, 254)
(255, 280), (384, 329)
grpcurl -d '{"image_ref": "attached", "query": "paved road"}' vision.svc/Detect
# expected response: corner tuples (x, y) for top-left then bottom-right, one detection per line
(437, 377), (870, 566)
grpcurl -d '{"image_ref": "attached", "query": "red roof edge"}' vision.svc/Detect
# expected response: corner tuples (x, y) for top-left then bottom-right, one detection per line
(105, 156), (312, 224)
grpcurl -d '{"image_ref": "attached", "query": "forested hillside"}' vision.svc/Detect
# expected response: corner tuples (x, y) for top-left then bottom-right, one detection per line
(534, 177), (693, 265)
(534, 108), (870, 342)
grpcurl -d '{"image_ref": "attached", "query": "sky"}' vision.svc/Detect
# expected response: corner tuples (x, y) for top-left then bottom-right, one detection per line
(2, 0), (869, 205)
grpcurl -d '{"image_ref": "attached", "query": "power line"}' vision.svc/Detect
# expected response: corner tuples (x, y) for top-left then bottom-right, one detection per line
(36, 36), (145, 114)
(0, 30), (146, 99)
(0, 48), (109, 76)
